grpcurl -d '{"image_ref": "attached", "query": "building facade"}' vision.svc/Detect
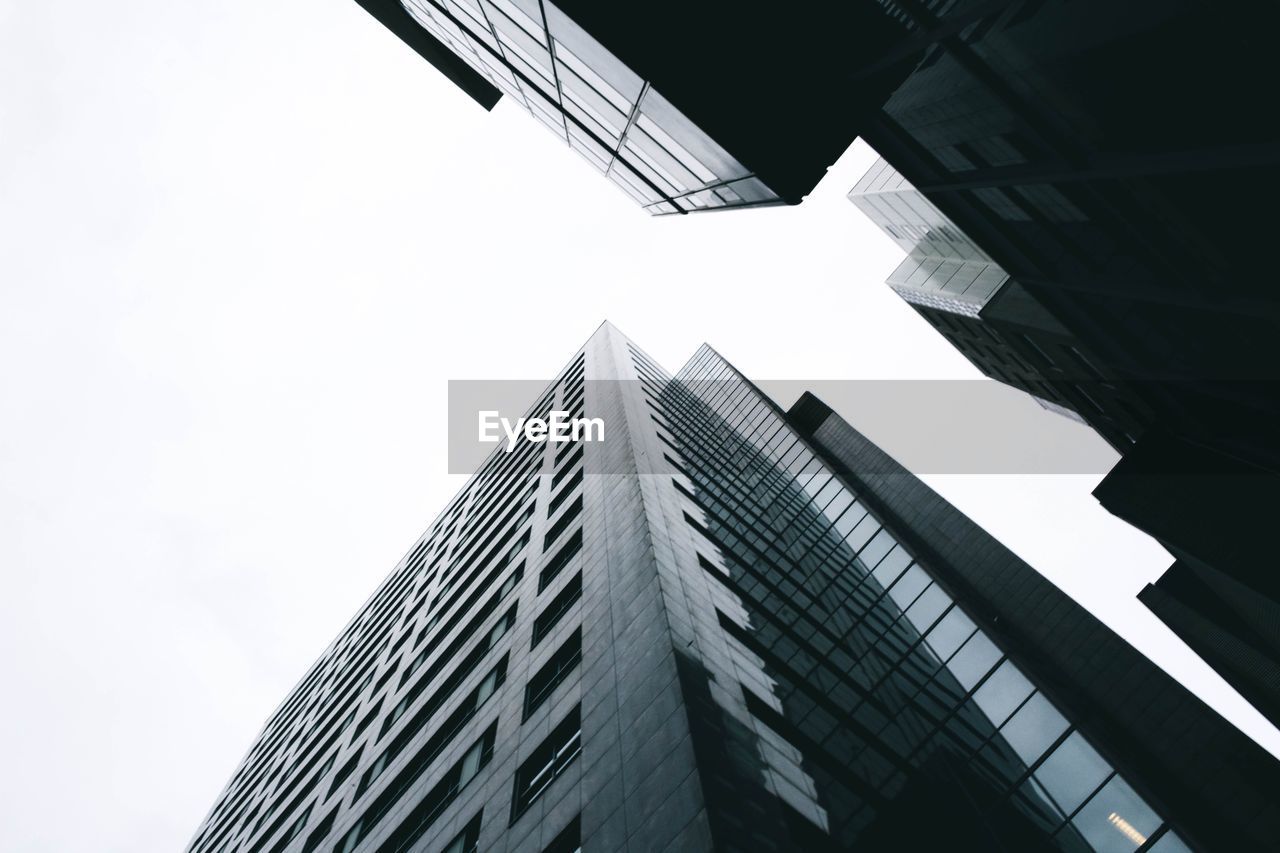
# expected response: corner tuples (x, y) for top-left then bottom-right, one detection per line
(186, 324), (1278, 853)
(351, 0), (906, 213)
(848, 156), (1148, 448)
(845, 2), (1280, 709)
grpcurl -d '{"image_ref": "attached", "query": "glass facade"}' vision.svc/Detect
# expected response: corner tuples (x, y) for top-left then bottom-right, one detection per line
(848, 156), (1150, 445)
(399, 0), (783, 214)
(658, 345), (1191, 851)
(849, 156), (1008, 316)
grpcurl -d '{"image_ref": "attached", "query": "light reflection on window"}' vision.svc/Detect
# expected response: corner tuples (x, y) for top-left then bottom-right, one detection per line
(399, 0), (783, 213)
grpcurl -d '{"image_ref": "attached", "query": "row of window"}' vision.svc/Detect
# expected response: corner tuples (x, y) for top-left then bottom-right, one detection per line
(399, 0), (782, 214)
(659, 346), (1189, 852)
(335, 522), (586, 851)
(310, 443), (587, 850)
(192, 355), (591, 852)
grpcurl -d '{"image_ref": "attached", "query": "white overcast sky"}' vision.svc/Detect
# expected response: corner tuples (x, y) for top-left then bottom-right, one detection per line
(2, 2), (1277, 851)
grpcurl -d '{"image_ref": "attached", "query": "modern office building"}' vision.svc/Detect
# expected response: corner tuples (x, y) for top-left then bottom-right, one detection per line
(848, 157), (1146, 448)
(186, 324), (1278, 853)
(850, 148), (1280, 732)
(840, 3), (1280, 719)
(1093, 431), (1280, 733)
(350, 0), (906, 213)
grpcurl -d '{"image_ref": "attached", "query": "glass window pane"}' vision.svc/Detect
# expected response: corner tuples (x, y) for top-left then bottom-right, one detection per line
(946, 631), (1001, 691)
(859, 529), (896, 572)
(1035, 732), (1112, 814)
(823, 491), (854, 528)
(812, 477), (843, 512)
(845, 514), (880, 553)
(971, 659), (1034, 727)
(904, 583), (952, 633)
(1147, 831), (1193, 853)
(802, 472), (831, 503)
(999, 691), (1068, 765)
(1069, 775), (1161, 852)
(724, 176), (778, 204)
(832, 500), (866, 537)
(546, 33), (639, 112)
(886, 564), (929, 610)
(795, 457), (823, 488)
(872, 544), (912, 587)
(925, 606), (975, 661)
(634, 108), (720, 184)
(1013, 775), (1068, 834)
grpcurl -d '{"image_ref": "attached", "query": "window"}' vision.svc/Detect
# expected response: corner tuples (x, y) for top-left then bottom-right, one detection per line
(326, 747), (363, 800)
(269, 804), (312, 853)
(554, 435), (582, 467)
(539, 529), (582, 592)
(351, 700), (383, 743)
(547, 468), (583, 516)
(384, 606), (516, 740)
(551, 448), (583, 488)
(340, 724), (497, 853)
(946, 632), (1001, 691)
(998, 692), (1068, 766)
(356, 657), (507, 803)
(543, 496), (583, 550)
(439, 810), (483, 853)
(299, 807), (336, 853)
(523, 628), (582, 721)
(540, 815), (581, 853)
(532, 572), (582, 647)
(511, 706), (582, 822)
(971, 660), (1034, 728)
(1034, 731), (1112, 815)
(1069, 775), (1160, 851)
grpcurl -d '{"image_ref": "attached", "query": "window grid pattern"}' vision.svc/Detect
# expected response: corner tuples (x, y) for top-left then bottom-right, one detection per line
(398, 0), (783, 215)
(655, 346), (1187, 853)
(186, 351), (593, 853)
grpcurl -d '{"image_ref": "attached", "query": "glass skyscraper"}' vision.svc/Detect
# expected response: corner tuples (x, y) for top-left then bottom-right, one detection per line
(185, 324), (1278, 853)
(351, 0), (904, 214)
(395, 0), (785, 214)
(848, 156), (1149, 449)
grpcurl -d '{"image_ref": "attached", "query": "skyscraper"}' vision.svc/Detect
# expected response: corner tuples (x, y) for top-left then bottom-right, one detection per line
(350, 0), (905, 213)
(848, 156), (1147, 448)
(840, 3), (1280, 715)
(1138, 560), (1280, 729)
(186, 324), (1277, 853)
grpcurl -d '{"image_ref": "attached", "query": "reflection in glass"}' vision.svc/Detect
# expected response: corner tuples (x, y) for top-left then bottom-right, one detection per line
(972, 659), (1034, 727)
(1070, 775), (1161, 852)
(1000, 691), (1068, 765)
(398, 0), (783, 213)
(1036, 732), (1112, 814)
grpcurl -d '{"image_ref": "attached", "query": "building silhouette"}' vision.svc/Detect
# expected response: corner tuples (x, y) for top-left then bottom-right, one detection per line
(186, 324), (1278, 853)
(1138, 560), (1280, 731)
